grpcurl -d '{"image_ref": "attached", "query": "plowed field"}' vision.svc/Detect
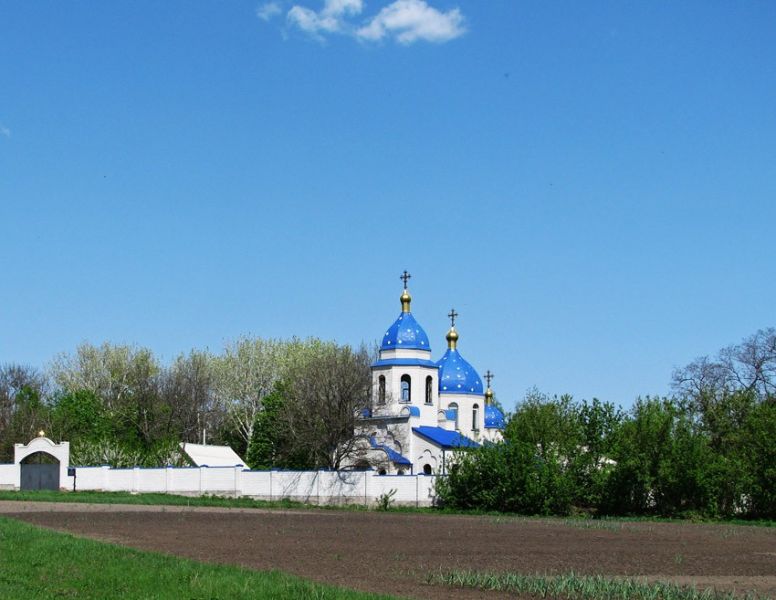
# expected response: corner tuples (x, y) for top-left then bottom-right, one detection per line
(1, 502), (774, 599)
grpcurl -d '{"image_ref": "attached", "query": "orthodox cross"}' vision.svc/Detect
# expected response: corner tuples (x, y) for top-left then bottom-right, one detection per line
(485, 370), (494, 388)
(400, 270), (412, 289)
(448, 308), (459, 328)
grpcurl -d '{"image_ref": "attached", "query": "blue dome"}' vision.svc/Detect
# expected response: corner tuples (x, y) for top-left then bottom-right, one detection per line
(484, 404), (506, 429)
(437, 349), (483, 395)
(380, 312), (431, 352)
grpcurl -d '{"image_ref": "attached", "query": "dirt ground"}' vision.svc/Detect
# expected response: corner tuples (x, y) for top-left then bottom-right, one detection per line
(1, 502), (774, 599)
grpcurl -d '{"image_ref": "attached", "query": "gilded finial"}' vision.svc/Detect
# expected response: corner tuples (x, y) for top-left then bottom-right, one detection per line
(400, 270), (412, 312)
(446, 308), (459, 350)
(484, 370), (494, 404)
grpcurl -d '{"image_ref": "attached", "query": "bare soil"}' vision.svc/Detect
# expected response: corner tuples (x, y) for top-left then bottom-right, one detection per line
(1, 502), (774, 599)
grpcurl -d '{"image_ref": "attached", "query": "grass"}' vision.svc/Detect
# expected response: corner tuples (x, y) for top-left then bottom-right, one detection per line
(429, 570), (767, 600)
(0, 516), (400, 599)
(1, 490), (773, 528)
(0, 489), (324, 510)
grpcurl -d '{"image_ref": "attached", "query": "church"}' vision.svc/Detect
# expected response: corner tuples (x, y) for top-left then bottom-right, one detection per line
(345, 272), (505, 475)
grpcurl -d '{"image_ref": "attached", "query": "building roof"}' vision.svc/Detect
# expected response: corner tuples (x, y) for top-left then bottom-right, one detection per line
(484, 404), (506, 429)
(412, 426), (480, 449)
(180, 443), (245, 467)
(380, 312), (431, 352)
(369, 437), (412, 465)
(372, 357), (438, 368)
(437, 348), (483, 396)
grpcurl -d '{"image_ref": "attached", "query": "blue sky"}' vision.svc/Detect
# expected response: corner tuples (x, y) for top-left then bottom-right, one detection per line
(1, 1), (775, 410)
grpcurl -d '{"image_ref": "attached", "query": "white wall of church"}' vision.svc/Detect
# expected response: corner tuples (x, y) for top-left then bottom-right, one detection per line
(439, 392), (485, 439)
(373, 365), (438, 413)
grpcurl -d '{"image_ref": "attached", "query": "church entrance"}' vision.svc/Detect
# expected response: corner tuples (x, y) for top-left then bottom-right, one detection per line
(20, 452), (60, 491)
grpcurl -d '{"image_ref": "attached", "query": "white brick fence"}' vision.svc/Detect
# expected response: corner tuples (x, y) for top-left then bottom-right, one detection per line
(1, 463), (441, 507)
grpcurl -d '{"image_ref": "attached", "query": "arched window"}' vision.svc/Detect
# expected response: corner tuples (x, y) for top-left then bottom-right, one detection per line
(423, 464), (432, 475)
(425, 376), (433, 405)
(472, 403), (480, 431)
(378, 375), (386, 404)
(378, 469), (387, 476)
(449, 402), (459, 430)
(400, 375), (411, 403)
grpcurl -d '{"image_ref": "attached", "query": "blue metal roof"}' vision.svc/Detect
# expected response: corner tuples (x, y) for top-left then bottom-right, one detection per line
(484, 404), (506, 429)
(369, 437), (412, 465)
(437, 348), (483, 395)
(372, 358), (437, 368)
(412, 426), (480, 449)
(380, 312), (431, 351)
(401, 405), (420, 417)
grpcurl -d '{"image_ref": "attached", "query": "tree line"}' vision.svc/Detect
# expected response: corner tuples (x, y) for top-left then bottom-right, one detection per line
(0, 338), (371, 469)
(438, 327), (776, 520)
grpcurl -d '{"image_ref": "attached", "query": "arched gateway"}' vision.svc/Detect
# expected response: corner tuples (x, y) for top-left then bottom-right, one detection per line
(14, 434), (70, 491)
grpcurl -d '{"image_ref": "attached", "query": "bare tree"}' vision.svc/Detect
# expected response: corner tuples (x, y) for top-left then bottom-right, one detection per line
(281, 344), (371, 469)
(672, 327), (776, 401)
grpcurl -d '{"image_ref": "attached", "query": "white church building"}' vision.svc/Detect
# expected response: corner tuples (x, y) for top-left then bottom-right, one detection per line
(344, 273), (505, 475)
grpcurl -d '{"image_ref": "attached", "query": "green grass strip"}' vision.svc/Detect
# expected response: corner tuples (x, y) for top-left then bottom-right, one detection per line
(0, 489), (324, 510)
(0, 516), (400, 599)
(1, 490), (773, 528)
(430, 569), (766, 600)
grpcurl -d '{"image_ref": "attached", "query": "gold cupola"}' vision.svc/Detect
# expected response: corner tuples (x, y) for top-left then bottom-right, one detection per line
(484, 370), (495, 404)
(446, 308), (459, 350)
(446, 326), (459, 350)
(400, 269), (412, 312)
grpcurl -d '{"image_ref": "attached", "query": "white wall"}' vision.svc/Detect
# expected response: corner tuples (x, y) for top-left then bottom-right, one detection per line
(0, 462), (440, 507)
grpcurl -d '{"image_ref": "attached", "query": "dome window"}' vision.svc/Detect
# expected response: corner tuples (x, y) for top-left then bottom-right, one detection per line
(400, 375), (411, 403)
(472, 403), (480, 431)
(378, 375), (386, 405)
(425, 376), (433, 405)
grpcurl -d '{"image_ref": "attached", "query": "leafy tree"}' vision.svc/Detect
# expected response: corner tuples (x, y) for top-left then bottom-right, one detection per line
(49, 389), (111, 443)
(602, 397), (716, 517)
(246, 383), (289, 469)
(740, 398), (776, 518)
(436, 441), (572, 515)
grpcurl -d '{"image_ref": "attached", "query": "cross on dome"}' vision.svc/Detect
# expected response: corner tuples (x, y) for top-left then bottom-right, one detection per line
(400, 270), (412, 289)
(485, 370), (494, 387)
(448, 308), (458, 328)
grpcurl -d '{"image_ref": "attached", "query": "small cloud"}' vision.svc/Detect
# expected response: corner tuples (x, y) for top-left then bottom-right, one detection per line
(357, 0), (465, 45)
(287, 0), (363, 38)
(257, 2), (283, 21)
(0, 124), (10, 138)
(276, 0), (464, 45)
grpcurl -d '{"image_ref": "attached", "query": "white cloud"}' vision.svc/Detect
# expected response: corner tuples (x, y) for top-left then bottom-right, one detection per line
(357, 0), (465, 44)
(279, 0), (464, 45)
(287, 0), (364, 38)
(0, 124), (10, 138)
(257, 2), (283, 21)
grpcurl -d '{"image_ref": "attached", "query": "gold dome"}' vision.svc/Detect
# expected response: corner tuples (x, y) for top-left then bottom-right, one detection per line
(400, 289), (412, 313)
(446, 327), (459, 350)
(485, 387), (494, 404)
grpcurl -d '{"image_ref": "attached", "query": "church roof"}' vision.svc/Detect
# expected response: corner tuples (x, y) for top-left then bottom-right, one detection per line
(369, 437), (412, 465)
(484, 404), (506, 429)
(437, 348), (483, 395)
(412, 426), (480, 449)
(380, 312), (431, 352)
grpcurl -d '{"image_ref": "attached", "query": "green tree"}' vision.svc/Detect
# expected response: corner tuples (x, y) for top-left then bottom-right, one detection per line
(246, 383), (288, 469)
